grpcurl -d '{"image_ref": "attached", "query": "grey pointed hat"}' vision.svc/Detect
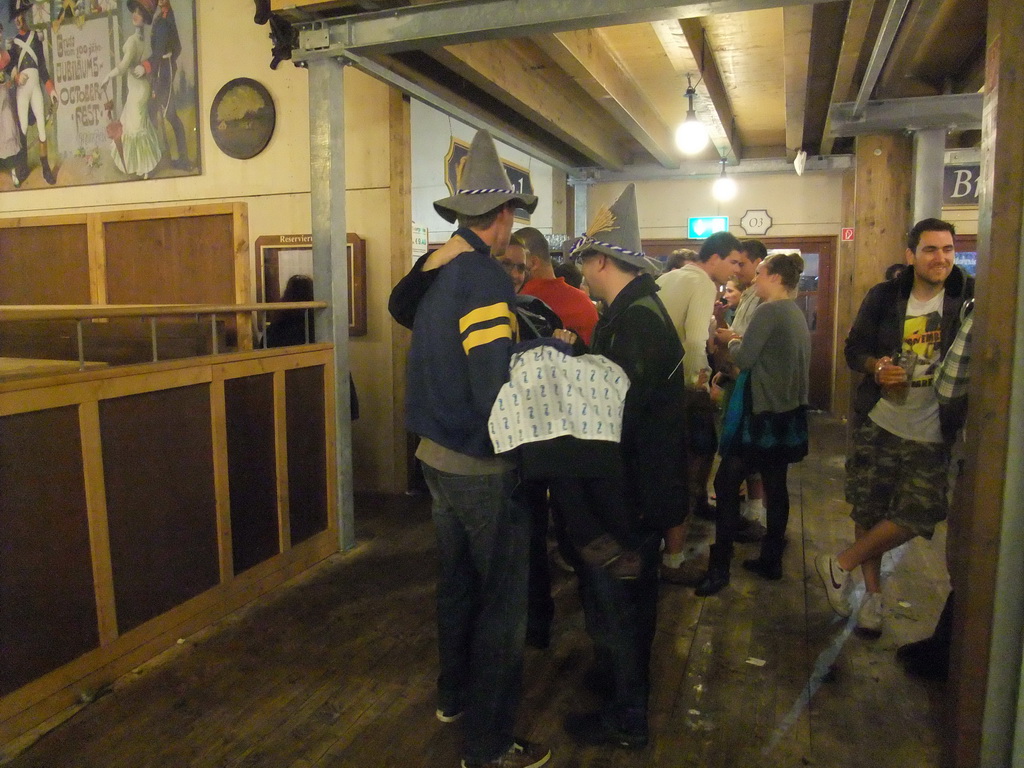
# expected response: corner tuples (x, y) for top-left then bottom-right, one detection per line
(569, 184), (661, 275)
(433, 130), (539, 224)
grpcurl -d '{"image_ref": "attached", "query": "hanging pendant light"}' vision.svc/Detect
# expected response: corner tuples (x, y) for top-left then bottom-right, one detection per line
(675, 74), (709, 155)
(712, 157), (737, 201)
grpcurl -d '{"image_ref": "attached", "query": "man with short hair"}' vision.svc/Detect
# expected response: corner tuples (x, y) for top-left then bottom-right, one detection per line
(560, 183), (686, 749)
(654, 230), (744, 582)
(498, 235), (530, 292)
(393, 129), (550, 768)
(817, 218), (974, 637)
(728, 238), (767, 335)
(516, 226), (599, 344)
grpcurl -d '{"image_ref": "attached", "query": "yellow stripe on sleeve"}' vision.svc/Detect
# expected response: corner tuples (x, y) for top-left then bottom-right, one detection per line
(459, 302), (513, 334)
(462, 324), (513, 354)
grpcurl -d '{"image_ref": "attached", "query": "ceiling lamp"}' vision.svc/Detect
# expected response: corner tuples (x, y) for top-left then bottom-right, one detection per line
(712, 157), (737, 201)
(675, 74), (709, 155)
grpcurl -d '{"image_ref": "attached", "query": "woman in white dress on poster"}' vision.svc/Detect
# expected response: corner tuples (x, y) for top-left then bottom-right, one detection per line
(102, 0), (161, 178)
(0, 31), (24, 181)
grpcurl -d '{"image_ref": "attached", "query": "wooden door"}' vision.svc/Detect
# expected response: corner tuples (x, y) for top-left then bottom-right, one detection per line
(644, 235), (837, 411)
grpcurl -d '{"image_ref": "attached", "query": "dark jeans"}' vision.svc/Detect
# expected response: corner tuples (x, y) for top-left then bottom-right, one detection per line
(422, 464), (529, 763)
(516, 480), (554, 645)
(549, 478), (657, 732)
(713, 453), (791, 544)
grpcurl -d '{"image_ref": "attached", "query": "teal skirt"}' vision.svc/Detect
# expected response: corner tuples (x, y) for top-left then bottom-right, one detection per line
(719, 370), (809, 464)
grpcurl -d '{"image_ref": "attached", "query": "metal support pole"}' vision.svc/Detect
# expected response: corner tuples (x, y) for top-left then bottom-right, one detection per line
(210, 315), (219, 354)
(309, 55), (356, 551)
(573, 182), (589, 242)
(912, 128), (946, 222)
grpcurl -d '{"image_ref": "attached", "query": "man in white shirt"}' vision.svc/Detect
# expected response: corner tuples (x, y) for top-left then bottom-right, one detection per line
(655, 231), (743, 583)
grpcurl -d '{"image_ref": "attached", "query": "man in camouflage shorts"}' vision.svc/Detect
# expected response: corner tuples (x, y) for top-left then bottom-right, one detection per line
(815, 218), (973, 636)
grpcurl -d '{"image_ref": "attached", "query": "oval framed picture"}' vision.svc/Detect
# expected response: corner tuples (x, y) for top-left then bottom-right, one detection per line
(210, 78), (276, 160)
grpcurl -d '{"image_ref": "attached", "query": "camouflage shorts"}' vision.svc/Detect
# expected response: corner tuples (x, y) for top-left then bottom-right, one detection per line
(845, 419), (950, 539)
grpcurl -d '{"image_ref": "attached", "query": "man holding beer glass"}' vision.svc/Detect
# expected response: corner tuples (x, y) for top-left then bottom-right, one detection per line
(815, 218), (974, 637)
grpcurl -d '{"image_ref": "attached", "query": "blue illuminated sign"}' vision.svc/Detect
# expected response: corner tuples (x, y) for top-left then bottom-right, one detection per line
(688, 216), (729, 239)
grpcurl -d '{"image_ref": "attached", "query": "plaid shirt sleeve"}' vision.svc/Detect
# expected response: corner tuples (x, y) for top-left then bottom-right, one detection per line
(935, 314), (973, 403)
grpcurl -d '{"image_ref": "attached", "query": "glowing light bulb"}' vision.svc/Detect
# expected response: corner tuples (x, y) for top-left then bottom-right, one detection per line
(675, 116), (709, 155)
(713, 174), (737, 201)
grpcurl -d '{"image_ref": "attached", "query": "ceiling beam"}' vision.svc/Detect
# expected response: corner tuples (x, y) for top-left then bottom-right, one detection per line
(430, 39), (630, 170)
(293, 0), (849, 58)
(782, 5), (814, 159)
(820, 0), (878, 155)
(851, 0), (912, 117)
(535, 29), (680, 169)
(572, 153), (853, 183)
(340, 50), (581, 171)
(671, 18), (743, 162)
(802, 1), (849, 154)
(829, 93), (983, 135)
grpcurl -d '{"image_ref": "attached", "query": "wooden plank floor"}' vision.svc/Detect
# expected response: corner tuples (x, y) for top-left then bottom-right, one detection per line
(3, 415), (949, 768)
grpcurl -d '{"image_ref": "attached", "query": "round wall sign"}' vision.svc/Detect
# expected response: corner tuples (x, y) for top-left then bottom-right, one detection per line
(210, 78), (276, 160)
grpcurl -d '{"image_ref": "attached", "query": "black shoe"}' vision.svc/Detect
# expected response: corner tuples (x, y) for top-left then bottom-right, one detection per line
(897, 637), (949, 680)
(694, 569), (729, 596)
(734, 518), (766, 543)
(564, 711), (648, 749)
(742, 556), (782, 580)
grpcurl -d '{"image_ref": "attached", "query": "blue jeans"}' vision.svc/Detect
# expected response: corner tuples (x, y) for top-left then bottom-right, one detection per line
(422, 464), (530, 763)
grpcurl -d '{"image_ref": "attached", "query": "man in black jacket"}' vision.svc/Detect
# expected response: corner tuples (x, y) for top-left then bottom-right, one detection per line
(558, 183), (687, 749)
(816, 218), (973, 637)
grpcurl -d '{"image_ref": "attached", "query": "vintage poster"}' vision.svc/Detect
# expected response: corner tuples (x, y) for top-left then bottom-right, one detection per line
(0, 0), (199, 190)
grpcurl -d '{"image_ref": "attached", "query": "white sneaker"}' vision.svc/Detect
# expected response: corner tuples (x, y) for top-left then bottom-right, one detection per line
(815, 554), (852, 617)
(856, 592), (884, 636)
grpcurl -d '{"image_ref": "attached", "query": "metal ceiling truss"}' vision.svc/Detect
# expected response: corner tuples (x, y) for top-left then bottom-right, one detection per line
(830, 93), (983, 135)
(294, 0), (847, 61)
(573, 154), (853, 183)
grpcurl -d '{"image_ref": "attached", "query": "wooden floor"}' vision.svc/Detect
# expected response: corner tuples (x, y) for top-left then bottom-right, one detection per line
(4, 415), (950, 768)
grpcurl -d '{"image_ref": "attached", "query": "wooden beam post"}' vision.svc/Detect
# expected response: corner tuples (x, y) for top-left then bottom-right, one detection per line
(948, 2), (1024, 765)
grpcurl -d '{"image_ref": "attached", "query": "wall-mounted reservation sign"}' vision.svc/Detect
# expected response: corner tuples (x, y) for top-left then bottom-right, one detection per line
(943, 164), (980, 208)
(740, 209), (772, 236)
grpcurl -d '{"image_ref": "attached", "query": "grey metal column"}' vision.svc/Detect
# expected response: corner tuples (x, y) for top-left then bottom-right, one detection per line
(308, 56), (355, 551)
(573, 181), (588, 239)
(912, 128), (945, 222)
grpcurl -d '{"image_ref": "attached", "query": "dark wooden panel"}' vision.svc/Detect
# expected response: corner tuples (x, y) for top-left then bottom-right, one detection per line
(104, 216), (235, 305)
(101, 386), (220, 634)
(225, 374), (279, 574)
(0, 224), (90, 305)
(285, 366), (328, 545)
(0, 407), (98, 696)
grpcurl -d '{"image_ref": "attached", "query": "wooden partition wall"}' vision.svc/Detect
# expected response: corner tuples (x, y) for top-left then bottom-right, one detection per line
(0, 345), (338, 754)
(0, 202), (252, 350)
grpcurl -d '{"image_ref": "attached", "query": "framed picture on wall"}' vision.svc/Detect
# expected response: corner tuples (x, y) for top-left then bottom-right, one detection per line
(255, 234), (367, 337)
(0, 0), (201, 192)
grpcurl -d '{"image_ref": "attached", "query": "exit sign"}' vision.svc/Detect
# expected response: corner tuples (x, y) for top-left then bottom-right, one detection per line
(689, 216), (729, 239)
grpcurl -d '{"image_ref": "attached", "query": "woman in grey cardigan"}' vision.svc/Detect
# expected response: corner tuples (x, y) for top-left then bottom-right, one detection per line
(696, 253), (811, 596)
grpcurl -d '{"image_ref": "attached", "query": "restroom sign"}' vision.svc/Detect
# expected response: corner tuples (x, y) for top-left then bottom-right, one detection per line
(841, 228), (855, 242)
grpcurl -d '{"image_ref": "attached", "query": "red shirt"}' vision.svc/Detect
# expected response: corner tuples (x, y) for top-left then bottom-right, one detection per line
(521, 277), (599, 345)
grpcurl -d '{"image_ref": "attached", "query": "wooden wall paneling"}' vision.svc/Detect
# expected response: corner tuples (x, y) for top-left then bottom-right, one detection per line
(210, 376), (235, 583)
(103, 215), (236, 306)
(100, 385), (220, 634)
(224, 373), (279, 575)
(78, 400), (118, 646)
(0, 223), (91, 305)
(284, 365), (329, 546)
(0, 407), (99, 697)
(86, 215), (107, 306)
(232, 203), (253, 351)
(273, 369), (291, 551)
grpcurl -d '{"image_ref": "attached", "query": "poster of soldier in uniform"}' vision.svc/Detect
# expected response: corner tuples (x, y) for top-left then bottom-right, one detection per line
(0, 0), (198, 190)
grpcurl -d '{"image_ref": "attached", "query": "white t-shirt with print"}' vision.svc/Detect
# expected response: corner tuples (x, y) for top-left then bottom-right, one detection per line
(869, 291), (944, 444)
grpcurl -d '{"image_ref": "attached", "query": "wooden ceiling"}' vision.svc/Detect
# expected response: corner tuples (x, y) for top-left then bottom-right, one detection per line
(269, 0), (987, 173)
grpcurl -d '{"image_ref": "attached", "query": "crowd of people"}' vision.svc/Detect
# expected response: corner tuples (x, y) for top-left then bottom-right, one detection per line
(389, 128), (972, 768)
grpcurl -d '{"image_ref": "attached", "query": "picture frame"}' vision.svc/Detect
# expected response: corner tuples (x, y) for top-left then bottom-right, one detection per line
(255, 234), (367, 337)
(210, 77), (276, 160)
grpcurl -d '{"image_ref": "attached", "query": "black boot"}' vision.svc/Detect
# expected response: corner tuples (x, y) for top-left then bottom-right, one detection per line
(40, 155), (56, 185)
(742, 537), (787, 580)
(897, 590), (953, 680)
(695, 542), (732, 597)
